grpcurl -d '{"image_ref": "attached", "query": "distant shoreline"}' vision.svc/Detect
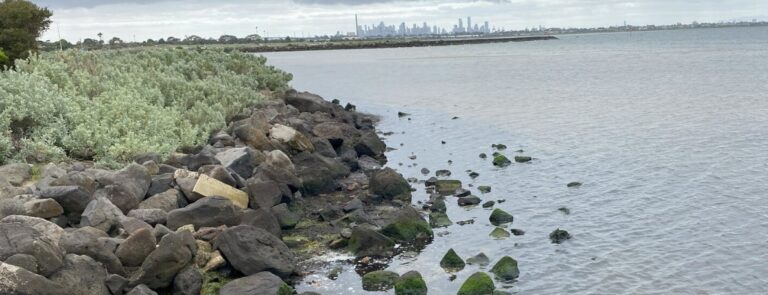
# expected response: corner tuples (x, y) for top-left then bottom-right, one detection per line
(234, 36), (557, 53)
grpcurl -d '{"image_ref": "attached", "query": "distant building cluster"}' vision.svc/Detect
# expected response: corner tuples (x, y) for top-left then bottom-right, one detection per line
(354, 16), (492, 38)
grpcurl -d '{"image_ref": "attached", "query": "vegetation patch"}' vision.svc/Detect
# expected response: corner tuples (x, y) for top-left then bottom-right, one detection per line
(0, 48), (292, 165)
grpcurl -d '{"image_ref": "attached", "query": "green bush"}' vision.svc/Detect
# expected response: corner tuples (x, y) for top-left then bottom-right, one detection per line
(0, 48), (292, 164)
(0, 49), (8, 66)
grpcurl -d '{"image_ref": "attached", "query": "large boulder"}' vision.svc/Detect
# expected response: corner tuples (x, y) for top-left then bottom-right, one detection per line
(347, 227), (395, 258)
(23, 198), (64, 218)
(283, 90), (333, 114)
(219, 271), (293, 295)
(112, 163), (152, 208)
(60, 227), (125, 275)
(0, 215), (65, 246)
(270, 203), (298, 229)
(233, 124), (273, 151)
(312, 122), (360, 148)
(166, 196), (240, 230)
(130, 230), (196, 289)
(354, 131), (386, 158)
(115, 228), (157, 267)
(0, 222), (64, 276)
(128, 208), (167, 226)
(49, 254), (111, 295)
(490, 256), (520, 281)
(146, 174), (174, 197)
(265, 150), (294, 171)
(0, 163), (31, 186)
(369, 168), (412, 201)
(293, 152), (350, 195)
(191, 174), (248, 209)
(0, 262), (69, 295)
(214, 225), (296, 278)
(80, 197), (125, 233)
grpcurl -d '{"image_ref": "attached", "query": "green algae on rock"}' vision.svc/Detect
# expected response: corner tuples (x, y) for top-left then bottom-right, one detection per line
(490, 256), (520, 281)
(489, 227), (510, 239)
(457, 272), (495, 295)
(492, 155), (511, 167)
(395, 271), (428, 295)
(489, 208), (514, 226)
(466, 253), (490, 266)
(549, 228), (572, 244)
(477, 186), (492, 193)
(362, 270), (400, 291)
(514, 156), (532, 163)
(440, 248), (466, 271)
(429, 212), (453, 228)
(381, 207), (434, 242)
(435, 179), (462, 194)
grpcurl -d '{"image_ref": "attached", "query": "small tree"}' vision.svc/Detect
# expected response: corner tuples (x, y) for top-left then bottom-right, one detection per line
(0, 0), (52, 68)
(0, 49), (8, 66)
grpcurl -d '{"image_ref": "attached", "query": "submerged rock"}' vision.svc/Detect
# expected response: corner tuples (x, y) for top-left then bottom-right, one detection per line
(434, 179), (462, 194)
(490, 256), (520, 281)
(394, 271), (427, 295)
(457, 195), (482, 207)
(510, 229), (526, 236)
(492, 154), (511, 167)
(482, 201), (495, 208)
(549, 228), (572, 244)
(428, 212), (452, 228)
(466, 253), (490, 266)
(362, 270), (399, 291)
(440, 248), (465, 271)
(477, 186), (491, 194)
(514, 156), (532, 163)
(489, 209), (514, 226)
(567, 181), (582, 188)
(457, 272), (495, 295)
(489, 227), (510, 239)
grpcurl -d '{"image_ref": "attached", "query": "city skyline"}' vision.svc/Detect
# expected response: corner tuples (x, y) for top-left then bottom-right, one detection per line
(36, 0), (768, 42)
(354, 16), (493, 38)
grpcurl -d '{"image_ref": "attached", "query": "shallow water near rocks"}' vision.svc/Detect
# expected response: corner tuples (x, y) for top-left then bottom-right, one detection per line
(264, 26), (768, 294)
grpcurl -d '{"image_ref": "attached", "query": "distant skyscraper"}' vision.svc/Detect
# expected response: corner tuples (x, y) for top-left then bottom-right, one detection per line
(458, 18), (464, 32)
(467, 16), (472, 33)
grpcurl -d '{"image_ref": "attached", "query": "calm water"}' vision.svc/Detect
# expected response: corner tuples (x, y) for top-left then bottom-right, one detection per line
(263, 27), (768, 294)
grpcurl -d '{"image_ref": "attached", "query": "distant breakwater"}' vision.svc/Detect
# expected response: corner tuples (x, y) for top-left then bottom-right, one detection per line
(238, 36), (558, 53)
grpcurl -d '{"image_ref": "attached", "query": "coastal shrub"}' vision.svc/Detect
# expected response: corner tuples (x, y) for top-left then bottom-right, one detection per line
(0, 49), (8, 66)
(0, 48), (292, 165)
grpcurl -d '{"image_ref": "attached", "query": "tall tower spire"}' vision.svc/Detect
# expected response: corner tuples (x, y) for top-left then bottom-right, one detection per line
(355, 14), (360, 37)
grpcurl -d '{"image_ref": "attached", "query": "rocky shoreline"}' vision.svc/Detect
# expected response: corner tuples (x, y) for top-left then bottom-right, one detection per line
(0, 90), (447, 295)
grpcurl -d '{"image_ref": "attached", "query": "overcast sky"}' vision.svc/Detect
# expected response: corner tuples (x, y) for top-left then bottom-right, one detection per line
(35, 0), (768, 41)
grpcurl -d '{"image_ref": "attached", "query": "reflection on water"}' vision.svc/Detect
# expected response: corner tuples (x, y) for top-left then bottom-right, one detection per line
(265, 27), (768, 294)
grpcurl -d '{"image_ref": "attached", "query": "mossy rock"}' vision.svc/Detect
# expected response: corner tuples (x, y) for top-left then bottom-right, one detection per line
(477, 186), (491, 194)
(429, 212), (452, 228)
(489, 227), (510, 239)
(201, 270), (234, 295)
(514, 156), (532, 163)
(489, 209), (513, 226)
(490, 256), (520, 281)
(395, 271), (428, 295)
(381, 208), (434, 242)
(457, 195), (482, 206)
(440, 248), (465, 271)
(457, 272), (495, 295)
(362, 270), (400, 291)
(492, 155), (511, 167)
(549, 228), (572, 244)
(435, 179), (462, 194)
(347, 227), (395, 258)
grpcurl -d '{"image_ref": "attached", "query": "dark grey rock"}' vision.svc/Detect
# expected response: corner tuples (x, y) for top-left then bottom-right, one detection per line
(172, 265), (202, 295)
(215, 147), (258, 179)
(129, 231), (196, 289)
(240, 208), (282, 238)
(214, 225), (296, 278)
(347, 227), (395, 258)
(271, 203), (299, 229)
(138, 189), (180, 212)
(4, 253), (38, 273)
(0, 222), (64, 276)
(245, 179), (284, 210)
(166, 196), (240, 230)
(0, 262), (69, 295)
(106, 274), (129, 295)
(49, 254), (110, 295)
(39, 186), (93, 221)
(80, 197), (125, 233)
(457, 195), (482, 207)
(60, 227), (126, 275)
(343, 198), (364, 213)
(146, 174), (174, 197)
(116, 228), (157, 267)
(369, 168), (411, 201)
